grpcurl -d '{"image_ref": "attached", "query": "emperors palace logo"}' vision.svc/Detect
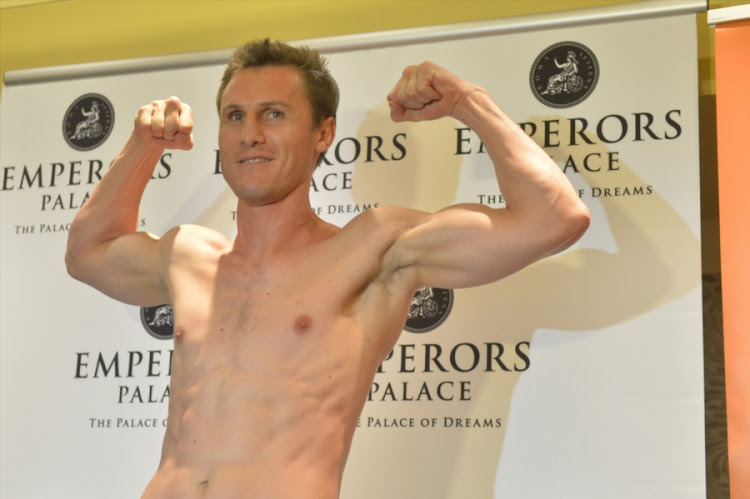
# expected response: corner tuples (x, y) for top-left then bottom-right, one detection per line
(530, 41), (599, 108)
(63, 93), (114, 151)
(141, 304), (175, 340)
(404, 287), (454, 333)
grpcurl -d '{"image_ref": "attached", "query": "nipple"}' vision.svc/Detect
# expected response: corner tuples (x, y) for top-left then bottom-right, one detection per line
(293, 314), (313, 334)
(175, 326), (186, 344)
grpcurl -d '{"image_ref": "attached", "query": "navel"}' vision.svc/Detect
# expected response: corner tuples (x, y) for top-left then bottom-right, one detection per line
(293, 314), (313, 334)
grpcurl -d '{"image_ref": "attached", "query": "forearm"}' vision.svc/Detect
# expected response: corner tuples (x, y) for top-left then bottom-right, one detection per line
(455, 87), (588, 250)
(455, 88), (565, 208)
(389, 62), (579, 223)
(66, 134), (163, 264)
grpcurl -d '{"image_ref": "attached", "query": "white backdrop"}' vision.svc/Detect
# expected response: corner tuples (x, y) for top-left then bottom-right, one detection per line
(1, 3), (705, 498)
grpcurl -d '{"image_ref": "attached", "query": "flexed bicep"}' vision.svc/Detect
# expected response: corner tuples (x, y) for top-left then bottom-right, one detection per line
(66, 228), (169, 306)
(384, 204), (547, 291)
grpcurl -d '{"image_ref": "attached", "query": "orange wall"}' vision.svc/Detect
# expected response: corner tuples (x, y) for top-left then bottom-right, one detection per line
(714, 17), (750, 499)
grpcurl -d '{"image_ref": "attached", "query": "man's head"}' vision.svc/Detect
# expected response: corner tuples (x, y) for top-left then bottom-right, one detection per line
(217, 43), (338, 205)
(217, 39), (339, 131)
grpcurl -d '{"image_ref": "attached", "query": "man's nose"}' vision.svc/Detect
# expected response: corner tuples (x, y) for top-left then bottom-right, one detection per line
(241, 119), (265, 146)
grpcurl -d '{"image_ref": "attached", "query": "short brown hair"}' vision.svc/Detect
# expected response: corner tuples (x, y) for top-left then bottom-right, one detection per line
(216, 38), (339, 128)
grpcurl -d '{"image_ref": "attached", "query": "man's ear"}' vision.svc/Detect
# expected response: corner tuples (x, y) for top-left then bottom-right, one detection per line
(315, 116), (336, 154)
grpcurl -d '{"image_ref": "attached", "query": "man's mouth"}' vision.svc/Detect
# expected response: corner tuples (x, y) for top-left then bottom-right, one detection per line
(240, 158), (271, 164)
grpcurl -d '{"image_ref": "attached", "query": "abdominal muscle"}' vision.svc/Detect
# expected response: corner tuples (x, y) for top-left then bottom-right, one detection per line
(141, 316), (373, 499)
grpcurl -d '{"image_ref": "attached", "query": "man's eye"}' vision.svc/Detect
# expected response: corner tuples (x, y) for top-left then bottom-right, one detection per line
(229, 111), (243, 121)
(266, 109), (283, 119)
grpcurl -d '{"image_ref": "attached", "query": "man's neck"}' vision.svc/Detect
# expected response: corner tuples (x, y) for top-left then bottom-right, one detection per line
(231, 191), (337, 261)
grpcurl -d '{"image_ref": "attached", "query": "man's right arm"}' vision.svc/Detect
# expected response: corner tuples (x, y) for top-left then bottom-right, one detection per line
(65, 97), (193, 306)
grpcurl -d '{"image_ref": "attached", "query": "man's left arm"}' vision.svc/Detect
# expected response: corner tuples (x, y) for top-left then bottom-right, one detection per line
(382, 62), (590, 290)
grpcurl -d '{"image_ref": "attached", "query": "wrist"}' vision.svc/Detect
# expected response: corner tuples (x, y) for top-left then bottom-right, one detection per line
(127, 130), (166, 153)
(117, 132), (166, 172)
(451, 86), (494, 125)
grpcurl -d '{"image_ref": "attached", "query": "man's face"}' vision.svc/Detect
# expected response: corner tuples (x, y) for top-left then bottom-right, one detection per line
(218, 65), (333, 206)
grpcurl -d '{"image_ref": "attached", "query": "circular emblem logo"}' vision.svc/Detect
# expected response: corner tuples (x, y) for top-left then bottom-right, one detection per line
(63, 93), (114, 151)
(404, 287), (454, 333)
(140, 304), (174, 340)
(530, 42), (599, 108)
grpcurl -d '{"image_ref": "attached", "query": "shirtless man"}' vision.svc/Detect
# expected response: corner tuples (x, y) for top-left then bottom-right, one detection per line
(65, 39), (589, 499)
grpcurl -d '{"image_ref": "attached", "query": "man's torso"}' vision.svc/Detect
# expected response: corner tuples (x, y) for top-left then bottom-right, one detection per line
(142, 210), (415, 498)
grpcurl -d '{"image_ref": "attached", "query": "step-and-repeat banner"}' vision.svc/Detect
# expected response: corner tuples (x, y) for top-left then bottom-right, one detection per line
(1, 3), (705, 498)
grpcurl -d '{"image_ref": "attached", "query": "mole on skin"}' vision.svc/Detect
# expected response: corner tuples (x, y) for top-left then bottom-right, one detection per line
(293, 314), (313, 334)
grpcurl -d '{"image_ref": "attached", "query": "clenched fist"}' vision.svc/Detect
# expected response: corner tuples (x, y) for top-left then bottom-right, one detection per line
(387, 62), (472, 123)
(134, 96), (194, 150)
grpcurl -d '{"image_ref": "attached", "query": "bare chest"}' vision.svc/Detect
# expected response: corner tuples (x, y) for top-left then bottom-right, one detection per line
(169, 254), (372, 383)
(210, 265), (340, 337)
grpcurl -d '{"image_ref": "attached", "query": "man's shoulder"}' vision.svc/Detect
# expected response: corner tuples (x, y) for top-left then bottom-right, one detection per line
(161, 224), (232, 255)
(332, 206), (428, 276)
(339, 205), (425, 235)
